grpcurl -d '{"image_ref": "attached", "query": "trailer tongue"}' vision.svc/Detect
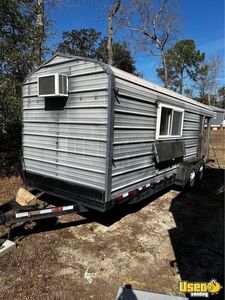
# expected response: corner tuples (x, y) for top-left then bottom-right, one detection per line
(0, 189), (87, 240)
(0, 203), (80, 225)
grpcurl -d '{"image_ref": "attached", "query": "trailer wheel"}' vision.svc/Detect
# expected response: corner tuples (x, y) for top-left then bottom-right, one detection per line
(198, 164), (204, 181)
(187, 168), (196, 189)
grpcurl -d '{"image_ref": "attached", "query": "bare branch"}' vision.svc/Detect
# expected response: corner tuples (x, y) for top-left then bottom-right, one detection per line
(122, 0), (179, 86)
(150, 49), (161, 57)
(152, 0), (169, 31)
(108, 0), (121, 18)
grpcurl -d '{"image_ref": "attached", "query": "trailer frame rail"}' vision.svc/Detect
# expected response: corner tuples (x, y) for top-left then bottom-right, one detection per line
(0, 203), (83, 225)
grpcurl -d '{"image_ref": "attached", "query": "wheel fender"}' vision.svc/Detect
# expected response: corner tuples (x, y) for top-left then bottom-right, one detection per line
(175, 162), (196, 189)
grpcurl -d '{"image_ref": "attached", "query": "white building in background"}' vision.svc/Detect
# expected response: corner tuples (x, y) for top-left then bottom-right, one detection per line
(209, 105), (225, 129)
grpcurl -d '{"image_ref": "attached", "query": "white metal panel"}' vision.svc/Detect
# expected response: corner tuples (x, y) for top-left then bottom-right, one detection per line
(111, 66), (214, 116)
(115, 78), (158, 104)
(23, 72), (108, 97)
(111, 167), (178, 197)
(23, 147), (106, 170)
(23, 84), (37, 96)
(185, 138), (199, 146)
(184, 111), (200, 123)
(23, 57), (109, 194)
(114, 129), (155, 143)
(23, 97), (44, 109)
(114, 142), (154, 158)
(23, 135), (106, 156)
(115, 112), (156, 128)
(111, 75), (158, 194)
(70, 61), (103, 76)
(112, 154), (155, 174)
(183, 130), (199, 138)
(183, 120), (200, 130)
(115, 96), (157, 115)
(26, 64), (72, 83)
(112, 166), (156, 191)
(69, 73), (108, 92)
(182, 111), (200, 160)
(23, 107), (108, 123)
(27, 60), (103, 82)
(185, 146), (197, 156)
(25, 159), (105, 188)
(23, 91), (109, 110)
(23, 123), (107, 139)
(45, 55), (72, 65)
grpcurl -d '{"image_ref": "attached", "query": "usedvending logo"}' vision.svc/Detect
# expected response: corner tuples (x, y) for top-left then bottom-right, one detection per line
(179, 279), (222, 298)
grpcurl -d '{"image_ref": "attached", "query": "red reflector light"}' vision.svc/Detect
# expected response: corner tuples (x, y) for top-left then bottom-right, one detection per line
(128, 190), (135, 196)
(52, 207), (63, 213)
(116, 195), (123, 201)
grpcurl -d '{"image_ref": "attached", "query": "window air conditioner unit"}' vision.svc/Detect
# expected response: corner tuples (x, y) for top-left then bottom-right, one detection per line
(38, 74), (68, 97)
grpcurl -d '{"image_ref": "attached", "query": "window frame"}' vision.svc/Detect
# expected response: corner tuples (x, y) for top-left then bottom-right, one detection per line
(156, 103), (184, 140)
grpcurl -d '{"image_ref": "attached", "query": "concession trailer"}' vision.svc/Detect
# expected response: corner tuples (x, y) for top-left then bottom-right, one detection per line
(22, 53), (214, 211)
(0, 53), (214, 228)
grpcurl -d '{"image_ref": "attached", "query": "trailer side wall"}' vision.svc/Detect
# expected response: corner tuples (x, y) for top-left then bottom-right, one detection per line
(111, 67), (213, 198)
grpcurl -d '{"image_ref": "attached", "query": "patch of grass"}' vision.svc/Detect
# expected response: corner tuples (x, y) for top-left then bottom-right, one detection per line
(209, 130), (225, 168)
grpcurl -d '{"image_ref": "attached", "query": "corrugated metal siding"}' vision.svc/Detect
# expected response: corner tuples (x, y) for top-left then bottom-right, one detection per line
(23, 91), (108, 109)
(114, 142), (154, 158)
(23, 109), (107, 123)
(23, 57), (109, 194)
(182, 111), (200, 160)
(111, 77), (158, 196)
(111, 74), (204, 198)
(23, 136), (106, 156)
(114, 129), (155, 143)
(111, 66), (214, 117)
(27, 59), (104, 81)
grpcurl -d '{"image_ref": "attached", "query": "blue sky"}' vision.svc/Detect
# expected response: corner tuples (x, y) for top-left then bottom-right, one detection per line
(47, 0), (224, 86)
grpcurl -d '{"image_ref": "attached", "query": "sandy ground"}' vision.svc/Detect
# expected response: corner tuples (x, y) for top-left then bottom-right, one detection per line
(0, 131), (224, 300)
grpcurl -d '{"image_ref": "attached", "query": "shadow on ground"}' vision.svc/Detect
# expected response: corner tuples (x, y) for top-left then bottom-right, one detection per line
(0, 152), (21, 179)
(169, 167), (224, 300)
(1, 185), (171, 240)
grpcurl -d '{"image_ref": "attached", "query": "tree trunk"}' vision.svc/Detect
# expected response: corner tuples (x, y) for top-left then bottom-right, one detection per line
(179, 70), (184, 94)
(179, 81), (183, 94)
(162, 52), (168, 87)
(107, 0), (120, 65)
(208, 94), (211, 105)
(37, 0), (44, 65)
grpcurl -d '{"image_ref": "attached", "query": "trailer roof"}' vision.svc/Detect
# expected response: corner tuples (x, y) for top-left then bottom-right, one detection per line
(110, 66), (214, 115)
(26, 53), (214, 116)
